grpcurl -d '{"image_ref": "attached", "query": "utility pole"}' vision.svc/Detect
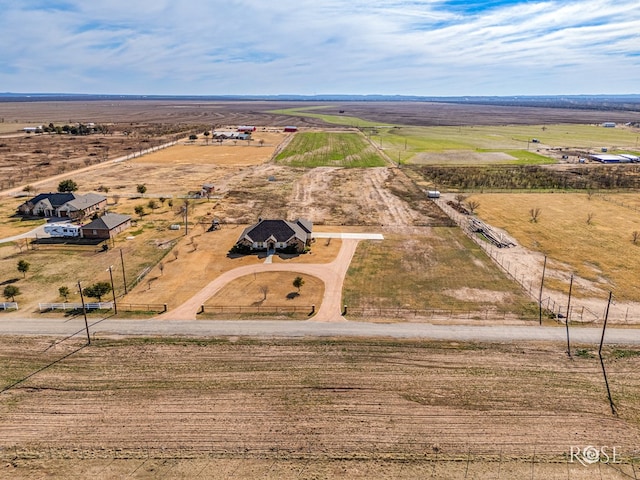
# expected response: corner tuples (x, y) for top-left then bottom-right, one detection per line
(77, 281), (91, 345)
(120, 248), (128, 295)
(183, 200), (189, 235)
(565, 274), (573, 358)
(538, 255), (547, 325)
(107, 265), (117, 315)
(599, 291), (617, 415)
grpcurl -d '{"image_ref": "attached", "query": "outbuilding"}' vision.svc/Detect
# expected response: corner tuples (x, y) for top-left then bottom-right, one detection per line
(80, 213), (132, 240)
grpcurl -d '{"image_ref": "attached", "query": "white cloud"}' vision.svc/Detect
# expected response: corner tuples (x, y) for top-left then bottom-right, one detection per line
(0, 0), (638, 95)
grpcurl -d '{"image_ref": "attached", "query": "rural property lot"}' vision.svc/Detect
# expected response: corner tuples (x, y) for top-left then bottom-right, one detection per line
(2, 100), (640, 477)
(2, 336), (640, 479)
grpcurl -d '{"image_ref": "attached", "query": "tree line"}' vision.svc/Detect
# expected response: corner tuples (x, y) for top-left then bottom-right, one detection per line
(416, 165), (640, 190)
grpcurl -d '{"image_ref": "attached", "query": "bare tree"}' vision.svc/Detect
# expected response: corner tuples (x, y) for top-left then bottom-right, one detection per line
(529, 207), (541, 223)
(259, 285), (269, 301)
(158, 261), (165, 275)
(455, 194), (467, 206)
(586, 213), (594, 225)
(632, 231), (639, 245)
(466, 201), (480, 214)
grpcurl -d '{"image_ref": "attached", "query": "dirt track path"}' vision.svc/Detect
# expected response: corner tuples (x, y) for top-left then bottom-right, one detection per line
(162, 238), (360, 321)
(0, 140), (179, 196)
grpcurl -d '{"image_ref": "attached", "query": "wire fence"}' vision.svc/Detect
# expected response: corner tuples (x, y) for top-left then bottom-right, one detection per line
(346, 307), (525, 321)
(200, 304), (315, 319)
(435, 198), (640, 324)
(0, 302), (18, 311)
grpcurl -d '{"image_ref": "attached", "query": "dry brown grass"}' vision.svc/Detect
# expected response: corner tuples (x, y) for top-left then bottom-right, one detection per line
(205, 271), (324, 309)
(472, 192), (640, 301)
(124, 226), (340, 309)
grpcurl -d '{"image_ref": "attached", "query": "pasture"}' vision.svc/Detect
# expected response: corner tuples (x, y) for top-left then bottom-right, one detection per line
(469, 192), (640, 302)
(343, 228), (537, 320)
(271, 106), (640, 165)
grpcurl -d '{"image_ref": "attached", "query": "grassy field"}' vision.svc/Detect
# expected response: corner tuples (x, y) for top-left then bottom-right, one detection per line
(275, 132), (387, 167)
(470, 192), (640, 301)
(2, 336), (640, 478)
(343, 228), (537, 319)
(270, 107), (640, 165)
(269, 106), (383, 128)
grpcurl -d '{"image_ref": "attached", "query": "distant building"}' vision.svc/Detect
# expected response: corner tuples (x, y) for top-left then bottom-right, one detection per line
(590, 154), (627, 163)
(235, 218), (312, 253)
(237, 125), (256, 132)
(602, 122), (616, 128)
(213, 131), (251, 140)
(200, 183), (215, 197)
(284, 126), (298, 132)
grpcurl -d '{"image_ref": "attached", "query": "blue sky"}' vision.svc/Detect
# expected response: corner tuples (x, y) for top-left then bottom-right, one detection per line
(0, 0), (638, 96)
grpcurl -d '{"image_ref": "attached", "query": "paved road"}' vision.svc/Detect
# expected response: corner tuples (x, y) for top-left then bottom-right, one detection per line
(1, 317), (639, 345)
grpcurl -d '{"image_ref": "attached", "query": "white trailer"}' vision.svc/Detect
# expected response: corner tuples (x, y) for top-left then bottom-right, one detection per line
(44, 223), (81, 238)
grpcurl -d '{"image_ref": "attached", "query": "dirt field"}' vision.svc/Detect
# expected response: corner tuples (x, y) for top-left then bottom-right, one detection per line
(1, 336), (640, 479)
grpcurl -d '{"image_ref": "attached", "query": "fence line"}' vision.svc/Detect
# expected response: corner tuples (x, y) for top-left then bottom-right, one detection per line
(201, 305), (314, 315)
(346, 307), (516, 320)
(39, 302), (113, 311)
(434, 197), (640, 324)
(38, 302), (165, 314)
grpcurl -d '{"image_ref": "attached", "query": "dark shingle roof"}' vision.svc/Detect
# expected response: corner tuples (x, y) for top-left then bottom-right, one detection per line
(240, 218), (312, 244)
(81, 213), (131, 231)
(26, 192), (76, 208)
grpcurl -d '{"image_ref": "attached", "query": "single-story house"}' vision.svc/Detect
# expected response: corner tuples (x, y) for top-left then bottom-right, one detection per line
(80, 213), (132, 240)
(235, 218), (313, 253)
(18, 192), (107, 218)
(57, 193), (107, 219)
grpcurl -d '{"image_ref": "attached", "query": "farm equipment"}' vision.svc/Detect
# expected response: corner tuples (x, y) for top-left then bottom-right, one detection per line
(469, 218), (516, 248)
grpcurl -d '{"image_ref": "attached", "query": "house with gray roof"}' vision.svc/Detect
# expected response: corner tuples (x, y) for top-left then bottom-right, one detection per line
(235, 218), (312, 253)
(18, 192), (106, 219)
(80, 213), (132, 240)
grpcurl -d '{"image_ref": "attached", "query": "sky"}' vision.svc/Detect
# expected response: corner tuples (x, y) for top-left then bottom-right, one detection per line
(0, 0), (639, 96)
